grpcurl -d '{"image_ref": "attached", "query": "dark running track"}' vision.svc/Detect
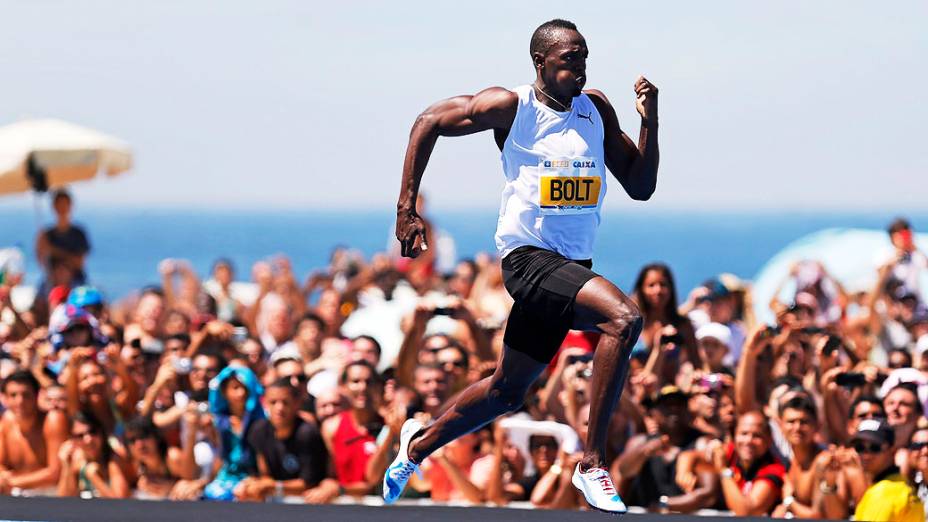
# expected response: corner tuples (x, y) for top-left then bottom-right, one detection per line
(0, 496), (801, 522)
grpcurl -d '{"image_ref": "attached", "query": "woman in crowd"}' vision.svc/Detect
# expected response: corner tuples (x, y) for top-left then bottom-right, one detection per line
(709, 411), (784, 516)
(57, 411), (130, 498)
(632, 264), (698, 383)
(124, 416), (192, 499)
(202, 365), (264, 501)
(5, 213), (928, 518)
(65, 346), (138, 438)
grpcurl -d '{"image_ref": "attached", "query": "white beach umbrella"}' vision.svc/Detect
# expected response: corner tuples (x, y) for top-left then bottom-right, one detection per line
(0, 118), (133, 196)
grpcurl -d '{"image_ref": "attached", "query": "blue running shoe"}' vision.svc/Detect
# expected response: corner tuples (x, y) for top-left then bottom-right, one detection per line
(382, 418), (424, 504)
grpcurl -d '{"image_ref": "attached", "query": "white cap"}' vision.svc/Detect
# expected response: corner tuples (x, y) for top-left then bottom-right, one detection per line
(269, 345), (302, 365)
(696, 322), (732, 346)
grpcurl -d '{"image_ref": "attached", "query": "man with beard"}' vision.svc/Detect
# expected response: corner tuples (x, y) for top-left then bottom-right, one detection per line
(236, 380), (338, 503)
(0, 371), (69, 494)
(614, 386), (716, 513)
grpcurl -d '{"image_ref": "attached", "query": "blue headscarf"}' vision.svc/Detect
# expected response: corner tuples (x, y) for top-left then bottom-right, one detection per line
(203, 365), (265, 501)
(208, 365), (264, 417)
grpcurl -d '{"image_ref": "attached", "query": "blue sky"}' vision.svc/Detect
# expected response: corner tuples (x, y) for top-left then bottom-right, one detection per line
(1, 0), (925, 211)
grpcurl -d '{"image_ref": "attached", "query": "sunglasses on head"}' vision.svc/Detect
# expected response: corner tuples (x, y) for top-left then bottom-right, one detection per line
(853, 441), (885, 454)
(910, 441), (928, 451)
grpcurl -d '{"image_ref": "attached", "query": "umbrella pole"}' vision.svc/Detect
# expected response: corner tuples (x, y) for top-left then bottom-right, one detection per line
(32, 190), (43, 232)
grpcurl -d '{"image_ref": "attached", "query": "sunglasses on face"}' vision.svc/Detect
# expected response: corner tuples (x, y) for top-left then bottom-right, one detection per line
(530, 442), (558, 452)
(853, 441), (885, 454)
(283, 374), (308, 383)
(910, 441), (928, 451)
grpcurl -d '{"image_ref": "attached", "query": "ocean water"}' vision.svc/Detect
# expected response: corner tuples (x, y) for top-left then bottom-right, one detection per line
(1, 207), (925, 302)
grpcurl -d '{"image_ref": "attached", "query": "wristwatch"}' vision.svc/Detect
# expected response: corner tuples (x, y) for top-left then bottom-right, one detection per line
(783, 495), (795, 510)
(720, 468), (734, 479)
(548, 462), (563, 475)
(658, 495), (669, 510)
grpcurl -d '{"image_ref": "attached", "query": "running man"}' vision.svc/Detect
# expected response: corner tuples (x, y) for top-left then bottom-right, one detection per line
(385, 19), (659, 513)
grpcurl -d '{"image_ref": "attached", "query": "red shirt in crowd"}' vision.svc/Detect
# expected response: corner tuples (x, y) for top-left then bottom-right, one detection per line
(331, 411), (378, 487)
(724, 441), (786, 505)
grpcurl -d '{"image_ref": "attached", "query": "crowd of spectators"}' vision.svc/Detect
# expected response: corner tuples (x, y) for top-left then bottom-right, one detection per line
(1, 194), (927, 520)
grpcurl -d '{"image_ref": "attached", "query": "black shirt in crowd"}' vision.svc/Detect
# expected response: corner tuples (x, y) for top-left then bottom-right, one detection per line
(626, 427), (705, 508)
(44, 224), (91, 257)
(246, 417), (329, 487)
(42, 224), (91, 280)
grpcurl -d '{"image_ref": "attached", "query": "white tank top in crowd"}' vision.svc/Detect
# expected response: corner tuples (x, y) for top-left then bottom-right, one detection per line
(495, 84), (606, 261)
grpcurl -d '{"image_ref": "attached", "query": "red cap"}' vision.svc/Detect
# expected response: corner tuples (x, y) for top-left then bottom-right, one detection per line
(48, 285), (70, 309)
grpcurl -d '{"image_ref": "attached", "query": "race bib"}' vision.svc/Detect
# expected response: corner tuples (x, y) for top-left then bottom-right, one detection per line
(538, 156), (602, 215)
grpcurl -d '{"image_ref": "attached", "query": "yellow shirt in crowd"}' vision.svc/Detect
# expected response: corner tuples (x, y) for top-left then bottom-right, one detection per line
(854, 473), (924, 522)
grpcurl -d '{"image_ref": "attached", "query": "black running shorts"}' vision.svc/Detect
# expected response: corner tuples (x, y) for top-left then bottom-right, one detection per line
(501, 245), (599, 363)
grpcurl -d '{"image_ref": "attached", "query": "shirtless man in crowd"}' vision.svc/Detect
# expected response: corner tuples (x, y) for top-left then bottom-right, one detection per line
(0, 370), (69, 494)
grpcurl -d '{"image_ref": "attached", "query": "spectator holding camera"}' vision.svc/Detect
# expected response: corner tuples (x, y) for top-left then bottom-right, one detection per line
(882, 218), (927, 297)
(395, 299), (492, 391)
(202, 259), (243, 323)
(483, 422), (539, 504)
(615, 386), (716, 513)
(65, 343), (138, 438)
(57, 411), (130, 498)
(126, 287), (166, 355)
(632, 264), (697, 364)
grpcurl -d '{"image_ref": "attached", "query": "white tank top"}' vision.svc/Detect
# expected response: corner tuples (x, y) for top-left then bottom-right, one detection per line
(495, 85), (606, 260)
